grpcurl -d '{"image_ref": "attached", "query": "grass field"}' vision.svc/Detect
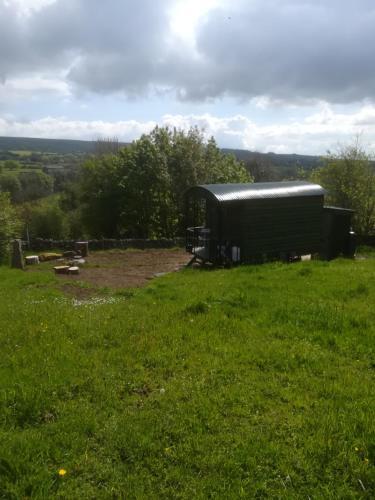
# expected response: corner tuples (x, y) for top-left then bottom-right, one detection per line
(0, 256), (374, 498)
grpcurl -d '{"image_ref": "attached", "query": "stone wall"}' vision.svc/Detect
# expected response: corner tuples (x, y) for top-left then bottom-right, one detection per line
(25, 235), (375, 252)
(26, 237), (185, 252)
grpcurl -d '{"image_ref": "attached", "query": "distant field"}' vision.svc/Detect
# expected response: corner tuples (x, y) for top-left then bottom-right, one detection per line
(2, 168), (43, 174)
(9, 150), (33, 156)
(0, 255), (374, 498)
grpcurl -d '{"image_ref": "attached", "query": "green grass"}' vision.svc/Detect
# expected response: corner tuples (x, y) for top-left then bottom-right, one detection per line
(0, 257), (374, 498)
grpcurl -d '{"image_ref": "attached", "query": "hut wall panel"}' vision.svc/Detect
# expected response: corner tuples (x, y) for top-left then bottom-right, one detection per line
(220, 196), (324, 259)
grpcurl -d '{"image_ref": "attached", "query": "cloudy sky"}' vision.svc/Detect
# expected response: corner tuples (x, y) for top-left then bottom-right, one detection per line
(1, 0), (375, 154)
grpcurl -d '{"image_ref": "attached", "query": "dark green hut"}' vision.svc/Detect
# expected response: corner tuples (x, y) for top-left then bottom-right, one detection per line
(185, 181), (354, 264)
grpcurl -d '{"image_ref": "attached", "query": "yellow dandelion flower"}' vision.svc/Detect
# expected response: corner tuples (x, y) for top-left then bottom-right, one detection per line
(364, 458), (369, 464)
(355, 447), (359, 452)
(58, 468), (67, 476)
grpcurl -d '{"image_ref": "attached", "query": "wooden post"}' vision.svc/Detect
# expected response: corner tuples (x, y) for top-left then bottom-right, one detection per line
(11, 239), (24, 270)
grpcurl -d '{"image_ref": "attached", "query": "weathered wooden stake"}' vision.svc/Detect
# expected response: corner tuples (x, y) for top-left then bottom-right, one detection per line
(11, 239), (24, 270)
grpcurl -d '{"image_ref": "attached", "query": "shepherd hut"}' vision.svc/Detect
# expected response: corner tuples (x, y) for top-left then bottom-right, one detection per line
(185, 181), (354, 264)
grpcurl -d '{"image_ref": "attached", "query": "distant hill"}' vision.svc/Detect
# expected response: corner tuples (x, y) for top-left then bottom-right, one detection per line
(222, 148), (323, 171)
(0, 136), (322, 174)
(0, 136), (94, 154)
(0, 136), (128, 154)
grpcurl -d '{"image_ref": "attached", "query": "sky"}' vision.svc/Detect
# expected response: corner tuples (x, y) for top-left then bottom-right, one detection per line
(1, 0), (375, 154)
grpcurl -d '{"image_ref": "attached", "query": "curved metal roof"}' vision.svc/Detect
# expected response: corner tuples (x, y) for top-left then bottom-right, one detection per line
(191, 181), (325, 203)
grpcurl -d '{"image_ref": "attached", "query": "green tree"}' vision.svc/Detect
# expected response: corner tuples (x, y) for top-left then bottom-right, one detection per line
(311, 140), (375, 235)
(78, 126), (251, 238)
(245, 157), (279, 182)
(0, 193), (21, 264)
(0, 173), (22, 202)
(22, 198), (69, 240)
(79, 154), (125, 237)
(4, 159), (20, 170)
(18, 171), (54, 202)
(137, 127), (250, 235)
(119, 136), (173, 238)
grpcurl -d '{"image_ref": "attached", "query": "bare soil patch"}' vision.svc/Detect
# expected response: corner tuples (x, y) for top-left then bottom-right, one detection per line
(40, 248), (190, 295)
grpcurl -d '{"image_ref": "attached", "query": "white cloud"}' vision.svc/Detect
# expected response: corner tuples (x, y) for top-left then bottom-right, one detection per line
(0, 75), (71, 104)
(169, 0), (221, 47)
(0, 116), (157, 141)
(161, 106), (375, 153)
(4, 0), (55, 14)
(2, 105), (375, 154)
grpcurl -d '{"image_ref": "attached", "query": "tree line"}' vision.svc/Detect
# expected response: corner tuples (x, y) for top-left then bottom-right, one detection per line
(0, 127), (374, 264)
(65, 126), (251, 239)
(0, 127), (251, 261)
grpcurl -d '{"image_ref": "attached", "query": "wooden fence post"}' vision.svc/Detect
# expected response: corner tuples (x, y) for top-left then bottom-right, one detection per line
(11, 239), (24, 270)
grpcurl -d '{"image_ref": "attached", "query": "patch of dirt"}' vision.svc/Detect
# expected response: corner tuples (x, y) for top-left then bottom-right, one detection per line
(59, 283), (97, 300)
(52, 249), (190, 295)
